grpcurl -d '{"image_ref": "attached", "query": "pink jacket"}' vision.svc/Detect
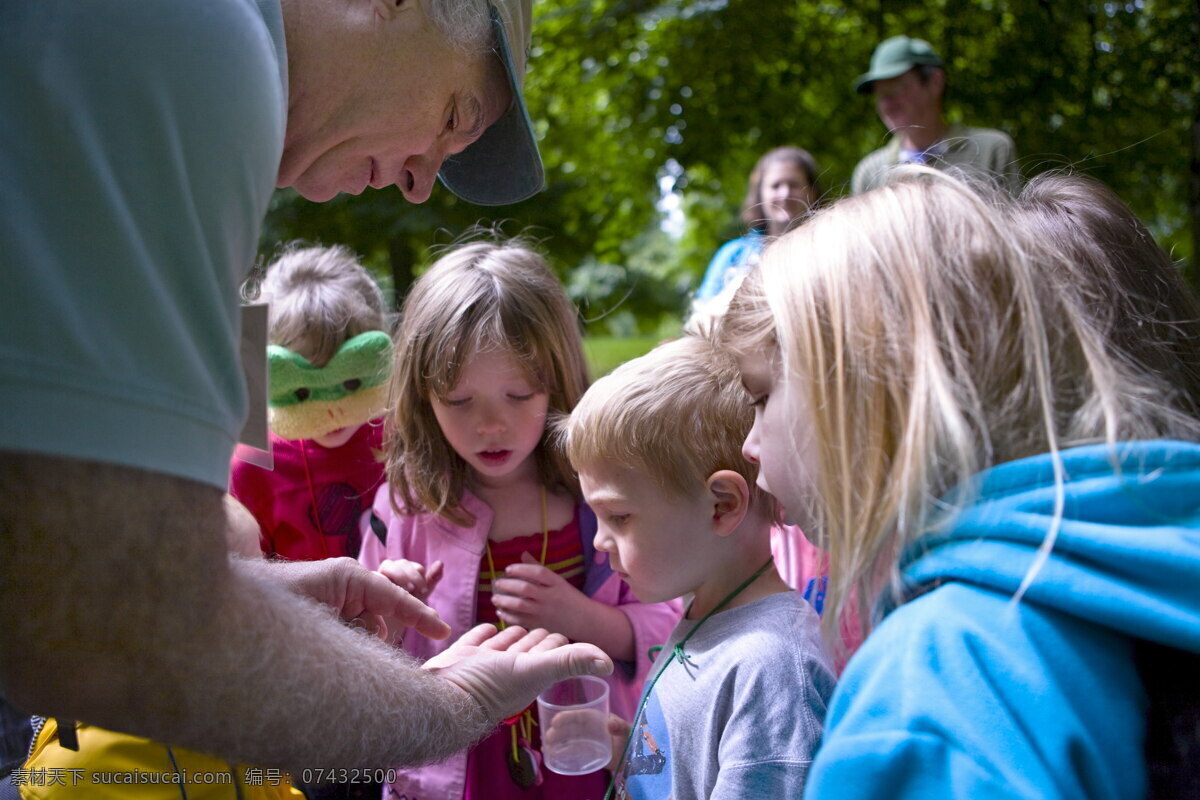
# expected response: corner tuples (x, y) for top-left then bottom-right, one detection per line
(358, 486), (683, 800)
(771, 523), (863, 670)
(771, 523), (825, 593)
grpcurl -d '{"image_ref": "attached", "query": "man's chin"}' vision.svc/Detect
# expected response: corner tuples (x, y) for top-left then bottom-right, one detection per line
(280, 166), (347, 203)
(290, 181), (342, 203)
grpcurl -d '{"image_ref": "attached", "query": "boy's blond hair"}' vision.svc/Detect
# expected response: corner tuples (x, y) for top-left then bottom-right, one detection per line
(385, 237), (590, 526)
(563, 333), (776, 521)
(247, 243), (390, 366)
(719, 168), (1200, 645)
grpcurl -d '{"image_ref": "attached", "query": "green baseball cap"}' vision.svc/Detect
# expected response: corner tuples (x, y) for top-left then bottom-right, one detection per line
(854, 35), (943, 95)
(437, 0), (545, 206)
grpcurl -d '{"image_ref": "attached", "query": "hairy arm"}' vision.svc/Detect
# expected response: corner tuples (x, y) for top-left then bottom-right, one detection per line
(0, 453), (607, 769)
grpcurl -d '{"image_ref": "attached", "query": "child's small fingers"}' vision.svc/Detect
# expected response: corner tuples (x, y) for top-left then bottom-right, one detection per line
(491, 592), (526, 616)
(503, 563), (550, 584)
(492, 576), (536, 598)
(378, 560), (426, 594)
(605, 713), (631, 773)
(379, 558), (419, 572)
(607, 713), (631, 736)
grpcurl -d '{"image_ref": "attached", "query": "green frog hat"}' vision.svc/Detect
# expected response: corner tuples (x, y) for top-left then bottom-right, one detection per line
(267, 330), (392, 441)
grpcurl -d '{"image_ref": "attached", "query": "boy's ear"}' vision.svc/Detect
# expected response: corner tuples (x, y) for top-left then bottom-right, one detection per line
(706, 470), (750, 538)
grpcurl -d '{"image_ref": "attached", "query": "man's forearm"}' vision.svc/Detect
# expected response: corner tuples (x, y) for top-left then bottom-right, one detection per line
(0, 453), (492, 768)
(188, 557), (494, 767)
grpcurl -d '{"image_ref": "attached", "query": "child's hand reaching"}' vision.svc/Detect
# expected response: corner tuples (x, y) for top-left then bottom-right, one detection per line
(492, 551), (589, 635)
(605, 713), (631, 775)
(544, 711), (631, 776)
(379, 558), (444, 603)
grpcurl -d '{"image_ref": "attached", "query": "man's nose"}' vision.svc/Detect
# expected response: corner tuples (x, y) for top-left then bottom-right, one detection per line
(878, 93), (902, 111)
(399, 145), (447, 204)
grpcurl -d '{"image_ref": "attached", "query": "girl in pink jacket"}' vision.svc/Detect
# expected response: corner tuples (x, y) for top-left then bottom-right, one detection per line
(771, 524), (863, 670)
(358, 238), (682, 800)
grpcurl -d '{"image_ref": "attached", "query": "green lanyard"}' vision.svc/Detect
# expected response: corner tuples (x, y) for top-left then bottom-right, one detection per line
(603, 556), (776, 800)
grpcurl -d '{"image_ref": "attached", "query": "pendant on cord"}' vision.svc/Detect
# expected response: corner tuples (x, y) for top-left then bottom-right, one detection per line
(508, 716), (543, 789)
(509, 737), (543, 789)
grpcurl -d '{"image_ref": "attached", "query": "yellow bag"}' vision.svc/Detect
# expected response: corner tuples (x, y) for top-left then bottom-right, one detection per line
(14, 718), (304, 800)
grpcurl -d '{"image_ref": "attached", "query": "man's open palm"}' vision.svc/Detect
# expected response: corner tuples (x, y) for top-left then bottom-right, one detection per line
(423, 624), (613, 723)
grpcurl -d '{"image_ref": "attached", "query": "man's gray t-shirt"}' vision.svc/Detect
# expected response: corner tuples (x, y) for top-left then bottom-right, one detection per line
(617, 591), (836, 799)
(0, 0), (285, 489)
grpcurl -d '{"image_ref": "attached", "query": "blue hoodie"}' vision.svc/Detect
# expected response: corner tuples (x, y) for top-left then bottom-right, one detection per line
(804, 440), (1200, 800)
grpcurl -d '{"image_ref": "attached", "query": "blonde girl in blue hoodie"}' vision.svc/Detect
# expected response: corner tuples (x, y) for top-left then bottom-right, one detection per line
(720, 169), (1200, 800)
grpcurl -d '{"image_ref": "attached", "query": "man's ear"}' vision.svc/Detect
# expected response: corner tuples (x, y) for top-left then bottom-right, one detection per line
(707, 470), (750, 538)
(929, 67), (946, 97)
(371, 0), (412, 21)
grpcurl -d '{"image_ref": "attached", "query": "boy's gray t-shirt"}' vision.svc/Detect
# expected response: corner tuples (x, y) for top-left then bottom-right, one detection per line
(617, 590), (836, 799)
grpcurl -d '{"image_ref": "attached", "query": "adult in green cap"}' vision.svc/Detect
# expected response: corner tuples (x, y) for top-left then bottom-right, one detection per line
(0, 0), (613, 779)
(851, 35), (1020, 195)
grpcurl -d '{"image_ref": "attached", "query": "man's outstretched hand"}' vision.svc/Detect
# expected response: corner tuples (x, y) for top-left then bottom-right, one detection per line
(423, 624), (614, 724)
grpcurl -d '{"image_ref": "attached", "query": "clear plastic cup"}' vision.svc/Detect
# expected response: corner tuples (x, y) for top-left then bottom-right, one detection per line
(536, 675), (612, 775)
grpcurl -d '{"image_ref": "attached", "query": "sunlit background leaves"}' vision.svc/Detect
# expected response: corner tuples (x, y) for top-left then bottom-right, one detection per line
(261, 0), (1200, 371)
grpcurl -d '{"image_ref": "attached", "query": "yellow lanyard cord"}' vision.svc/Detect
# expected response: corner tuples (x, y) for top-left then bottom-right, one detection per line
(482, 486), (549, 764)
(483, 485), (549, 627)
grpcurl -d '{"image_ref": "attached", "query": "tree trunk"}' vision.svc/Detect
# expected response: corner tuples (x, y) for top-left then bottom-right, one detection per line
(1191, 103), (1199, 290)
(1191, 0), (1200, 290)
(388, 239), (416, 311)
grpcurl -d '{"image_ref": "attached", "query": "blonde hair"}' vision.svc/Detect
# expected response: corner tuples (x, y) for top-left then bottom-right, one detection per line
(561, 332), (776, 521)
(386, 238), (590, 525)
(247, 243), (390, 366)
(719, 168), (1200, 647)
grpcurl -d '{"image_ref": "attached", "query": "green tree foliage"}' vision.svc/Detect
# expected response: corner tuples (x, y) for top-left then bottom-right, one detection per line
(261, 0), (1200, 320)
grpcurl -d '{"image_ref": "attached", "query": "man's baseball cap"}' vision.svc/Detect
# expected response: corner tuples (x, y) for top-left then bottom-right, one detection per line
(437, 0), (544, 206)
(854, 35), (943, 95)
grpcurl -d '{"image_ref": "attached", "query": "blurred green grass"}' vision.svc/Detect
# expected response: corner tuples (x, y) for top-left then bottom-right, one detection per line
(583, 334), (666, 378)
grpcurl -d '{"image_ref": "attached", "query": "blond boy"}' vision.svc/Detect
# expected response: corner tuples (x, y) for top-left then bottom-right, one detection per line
(560, 334), (836, 799)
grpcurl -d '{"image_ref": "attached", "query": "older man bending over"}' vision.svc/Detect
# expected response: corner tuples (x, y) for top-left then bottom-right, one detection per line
(0, 0), (608, 774)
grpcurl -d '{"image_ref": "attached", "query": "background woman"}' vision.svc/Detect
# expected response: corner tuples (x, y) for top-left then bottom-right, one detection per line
(693, 146), (826, 312)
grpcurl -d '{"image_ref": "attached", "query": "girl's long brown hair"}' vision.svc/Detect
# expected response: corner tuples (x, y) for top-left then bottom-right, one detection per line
(385, 238), (590, 526)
